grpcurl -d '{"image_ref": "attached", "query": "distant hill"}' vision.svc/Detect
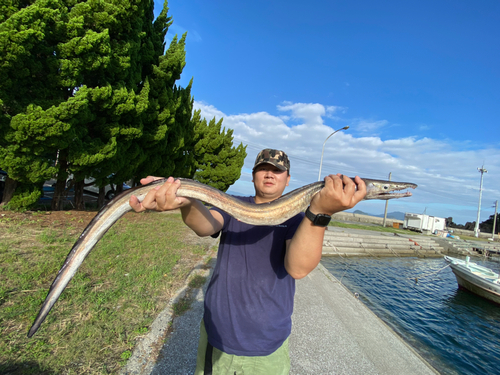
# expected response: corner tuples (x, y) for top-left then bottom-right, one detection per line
(225, 189), (248, 197)
(351, 210), (406, 221)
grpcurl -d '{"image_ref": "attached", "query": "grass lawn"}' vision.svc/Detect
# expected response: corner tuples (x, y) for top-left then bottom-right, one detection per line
(0, 210), (214, 374)
(330, 220), (413, 234)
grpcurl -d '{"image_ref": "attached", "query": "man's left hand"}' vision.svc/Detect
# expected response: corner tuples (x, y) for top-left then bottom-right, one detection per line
(309, 174), (366, 216)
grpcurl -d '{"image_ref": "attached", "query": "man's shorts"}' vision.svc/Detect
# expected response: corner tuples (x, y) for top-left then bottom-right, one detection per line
(194, 320), (290, 375)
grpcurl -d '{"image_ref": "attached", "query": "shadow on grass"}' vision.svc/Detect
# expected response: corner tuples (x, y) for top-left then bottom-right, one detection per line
(0, 361), (57, 375)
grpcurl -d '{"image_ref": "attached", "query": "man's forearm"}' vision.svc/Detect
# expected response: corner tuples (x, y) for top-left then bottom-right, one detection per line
(285, 174), (366, 278)
(180, 199), (222, 237)
(285, 218), (326, 279)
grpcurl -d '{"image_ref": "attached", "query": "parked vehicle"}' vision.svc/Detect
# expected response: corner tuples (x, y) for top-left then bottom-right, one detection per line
(403, 213), (446, 234)
(0, 170), (7, 200)
(83, 180), (131, 200)
(59, 175), (131, 200)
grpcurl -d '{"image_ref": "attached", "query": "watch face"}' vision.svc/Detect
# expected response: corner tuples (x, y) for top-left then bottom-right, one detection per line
(315, 215), (331, 226)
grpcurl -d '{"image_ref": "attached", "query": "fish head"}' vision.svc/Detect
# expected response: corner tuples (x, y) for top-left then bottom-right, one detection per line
(363, 179), (417, 200)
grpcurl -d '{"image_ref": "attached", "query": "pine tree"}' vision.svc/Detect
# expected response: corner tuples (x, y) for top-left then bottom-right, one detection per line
(1, 1), (245, 209)
(0, 0), (71, 207)
(191, 110), (247, 192)
(0, 0), (194, 209)
(133, 33), (196, 181)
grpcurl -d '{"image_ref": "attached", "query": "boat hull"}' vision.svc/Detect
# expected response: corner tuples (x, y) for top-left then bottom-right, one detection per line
(444, 256), (500, 305)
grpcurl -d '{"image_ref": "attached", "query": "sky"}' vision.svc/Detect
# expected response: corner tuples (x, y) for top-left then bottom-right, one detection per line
(153, 0), (500, 225)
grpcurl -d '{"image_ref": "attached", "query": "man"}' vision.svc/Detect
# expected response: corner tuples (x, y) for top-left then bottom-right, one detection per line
(130, 149), (366, 374)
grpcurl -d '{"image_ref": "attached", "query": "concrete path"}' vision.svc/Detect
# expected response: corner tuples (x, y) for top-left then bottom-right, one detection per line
(123, 260), (438, 374)
(289, 264), (437, 375)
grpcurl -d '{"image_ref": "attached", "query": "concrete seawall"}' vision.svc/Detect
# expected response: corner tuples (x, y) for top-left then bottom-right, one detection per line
(447, 226), (498, 240)
(323, 226), (445, 257)
(332, 211), (403, 227)
(336, 211), (499, 241)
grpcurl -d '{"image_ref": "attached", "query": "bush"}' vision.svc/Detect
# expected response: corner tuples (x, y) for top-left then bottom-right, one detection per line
(6, 184), (42, 210)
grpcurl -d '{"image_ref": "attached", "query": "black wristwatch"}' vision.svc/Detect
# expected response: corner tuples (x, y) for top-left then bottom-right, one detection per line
(305, 206), (331, 227)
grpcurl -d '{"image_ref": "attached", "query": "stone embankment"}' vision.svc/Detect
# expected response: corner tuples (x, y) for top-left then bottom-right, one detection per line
(446, 227), (498, 240)
(323, 227), (444, 257)
(332, 211), (403, 227)
(433, 236), (500, 257)
(328, 212), (500, 258)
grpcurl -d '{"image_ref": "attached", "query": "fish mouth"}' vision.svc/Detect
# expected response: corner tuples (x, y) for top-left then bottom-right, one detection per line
(366, 181), (417, 200)
(375, 191), (413, 200)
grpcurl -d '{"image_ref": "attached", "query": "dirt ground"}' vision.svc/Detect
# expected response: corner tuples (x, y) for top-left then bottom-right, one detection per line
(0, 209), (98, 230)
(0, 208), (218, 251)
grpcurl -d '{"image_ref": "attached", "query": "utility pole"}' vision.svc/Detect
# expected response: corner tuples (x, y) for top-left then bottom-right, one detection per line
(474, 165), (488, 238)
(492, 200), (498, 241)
(382, 172), (392, 227)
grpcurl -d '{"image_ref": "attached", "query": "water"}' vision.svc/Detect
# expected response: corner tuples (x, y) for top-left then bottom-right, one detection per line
(321, 256), (500, 375)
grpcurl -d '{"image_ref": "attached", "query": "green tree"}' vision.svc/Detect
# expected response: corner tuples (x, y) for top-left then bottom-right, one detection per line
(132, 33), (196, 182)
(1, 1), (245, 210)
(0, 0), (68, 207)
(191, 110), (247, 192)
(0, 0), (195, 209)
(479, 213), (500, 234)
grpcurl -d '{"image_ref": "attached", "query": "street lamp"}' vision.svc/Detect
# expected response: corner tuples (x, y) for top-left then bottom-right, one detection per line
(474, 165), (488, 237)
(318, 126), (349, 181)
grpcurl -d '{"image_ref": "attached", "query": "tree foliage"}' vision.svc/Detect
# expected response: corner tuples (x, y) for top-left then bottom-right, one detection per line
(0, 1), (245, 210)
(191, 110), (247, 192)
(479, 213), (500, 234)
(447, 213), (499, 234)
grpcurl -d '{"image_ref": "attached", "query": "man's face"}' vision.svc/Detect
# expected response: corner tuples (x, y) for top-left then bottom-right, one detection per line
(252, 163), (291, 203)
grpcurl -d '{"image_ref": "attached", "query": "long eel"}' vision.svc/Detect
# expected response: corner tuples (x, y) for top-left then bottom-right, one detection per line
(27, 177), (416, 337)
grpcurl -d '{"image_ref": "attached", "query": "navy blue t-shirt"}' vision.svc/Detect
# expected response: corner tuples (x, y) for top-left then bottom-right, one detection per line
(204, 196), (305, 356)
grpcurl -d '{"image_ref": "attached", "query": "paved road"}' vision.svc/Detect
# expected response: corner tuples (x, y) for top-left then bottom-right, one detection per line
(122, 259), (437, 375)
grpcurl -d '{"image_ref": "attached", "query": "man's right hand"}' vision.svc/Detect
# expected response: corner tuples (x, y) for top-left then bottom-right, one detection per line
(129, 176), (194, 213)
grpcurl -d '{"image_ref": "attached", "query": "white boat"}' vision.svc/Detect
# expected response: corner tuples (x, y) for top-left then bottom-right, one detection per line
(444, 256), (500, 305)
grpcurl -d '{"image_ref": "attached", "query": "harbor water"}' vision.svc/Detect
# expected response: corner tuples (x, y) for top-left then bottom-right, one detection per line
(321, 256), (500, 375)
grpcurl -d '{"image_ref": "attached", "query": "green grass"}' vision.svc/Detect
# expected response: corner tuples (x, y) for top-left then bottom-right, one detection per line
(330, 220), (412, 234)
(172, 295), (193, 316)
(0, 211), (211, 374)
(188, 274), (207, 289)
(169, 274), (208, 318)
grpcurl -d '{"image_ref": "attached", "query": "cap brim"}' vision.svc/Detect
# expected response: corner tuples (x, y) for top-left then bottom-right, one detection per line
(252, 161), (287, 171)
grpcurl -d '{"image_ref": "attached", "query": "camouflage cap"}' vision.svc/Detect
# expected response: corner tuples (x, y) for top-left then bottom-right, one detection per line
(253, 149), (290, 172)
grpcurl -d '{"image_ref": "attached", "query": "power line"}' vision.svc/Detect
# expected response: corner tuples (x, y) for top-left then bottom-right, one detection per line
(234, 136), (387, 179)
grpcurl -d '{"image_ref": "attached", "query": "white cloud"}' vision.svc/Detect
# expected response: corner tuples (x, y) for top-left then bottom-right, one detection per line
(193, 100), (500, 225)
(277, 102), (327, 126)
(355, 119), (389, 133)
(194, 101), (224, 122)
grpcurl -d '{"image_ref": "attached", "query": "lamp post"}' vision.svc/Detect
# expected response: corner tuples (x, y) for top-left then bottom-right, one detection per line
(474, 165), (488, 238)
(318, 126), (349, 181)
